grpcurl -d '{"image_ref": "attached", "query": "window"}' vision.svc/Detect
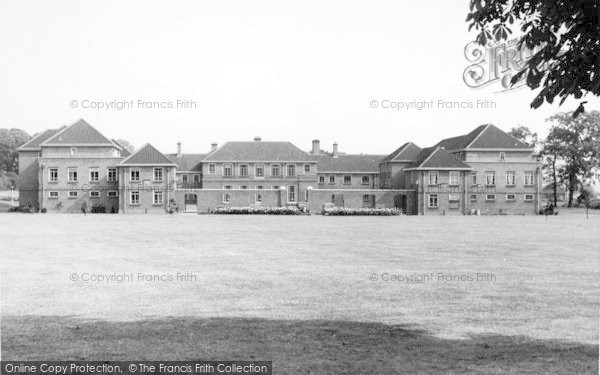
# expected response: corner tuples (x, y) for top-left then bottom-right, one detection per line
(130, 168), (140, 181)
(182, 174), (188, 183)
(499, 152), (505, 161)
(68, 168), (78, 182)
(89, 168), (99, 182)
(239, 164), (248, 177)
(361, 175), (370, 185)
(287, 185), (296, 202)
(68, 191), (78, 198)
(505, 171), (516, 186)
(255, 164), (264, 178)
(428, 171), (439, 185)
(108, 191), (118, 198)
(153, 168), (163, 181)
(240, 185), (248, 189)
(48, 191), (59, 199)
(208, 164), (215, 174)
(506, 194), (516, 201)
(223, 164), (233, 177)
(255, 193), (262, 203)
(449, 194), (460, 201)
(70, 147), (77, 156)
(318, 175), (325, 184)
(153, 190), (163, 205)
(223, 193), (231, 203)
(428, 194), (438, 208)
(329, 175), (335, 184)
(130, 191), (140, 205)
(343, 175), (351, 184)
(486, 194), (496, 201)
(449, 171), (460, 186)
(272, 185), (280, 190)
(255, 185), (264, 189)
(107, 168), (117, 182)
(524, 194), (534, 201)
(524, 171), (534, 186)
(485, 171), (496, 186)
(89, 191), (100, 198)
(304, 164), (311, 174)
(362, 194), (370, 203)
(223, 185), (232, 189)
(271, 164), (280, 177)
(49, 168), (58, 182)
(471, 172), (477, 185)
(287, 164), (295, 177)
(470, 194), (477, 201)
(193, 174), (200, 183)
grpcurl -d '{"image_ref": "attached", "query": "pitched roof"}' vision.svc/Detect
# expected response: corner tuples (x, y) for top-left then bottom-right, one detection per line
(435, 124), (531, 150)
(311, 154), (385, 173)
(203, 141), (313, 162)
(17, 126), (66, 150)
(42, 119), (113, 146)
(381, 142), (422, 162)
(120, 143), (177, 166)
(111, 139), (132, 157)
(166, 153), (206, 171)
(407, 147), (472, 170)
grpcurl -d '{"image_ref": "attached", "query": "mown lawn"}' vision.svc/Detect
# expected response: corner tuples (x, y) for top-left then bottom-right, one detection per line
(1, 213), (598, 373)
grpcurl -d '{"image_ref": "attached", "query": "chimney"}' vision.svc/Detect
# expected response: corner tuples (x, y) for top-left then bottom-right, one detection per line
(254, 136), (262, 142)
(312, 139), (320, 155)
(333, 142), (339, 158)
(210, 142), (218, 152)
(177, 142), (182, 158)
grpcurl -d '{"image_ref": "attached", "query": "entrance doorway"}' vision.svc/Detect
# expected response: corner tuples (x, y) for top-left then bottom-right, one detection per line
(184, 193), (197, 212)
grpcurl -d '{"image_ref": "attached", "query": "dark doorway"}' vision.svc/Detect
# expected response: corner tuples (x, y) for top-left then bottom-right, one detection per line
(184, 193), (197, 212)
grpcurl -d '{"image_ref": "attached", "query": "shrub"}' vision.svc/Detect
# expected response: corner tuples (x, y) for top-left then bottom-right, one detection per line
(213, 206), (302, 215)
(322, 207), (401, 216)
(91, 205), (106, 213)
(587, 199), (600, 209)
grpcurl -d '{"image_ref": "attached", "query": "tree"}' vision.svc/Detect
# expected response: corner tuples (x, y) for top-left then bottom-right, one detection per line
(0, 128), (31, 173)
(542, 111), (600, 207)
(115, 139), (135, 153)
(467, 0), (599, 116)
(508, 125), (538, 149)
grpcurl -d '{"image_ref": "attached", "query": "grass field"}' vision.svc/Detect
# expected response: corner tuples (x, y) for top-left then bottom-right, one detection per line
(1, 213), (598, 373)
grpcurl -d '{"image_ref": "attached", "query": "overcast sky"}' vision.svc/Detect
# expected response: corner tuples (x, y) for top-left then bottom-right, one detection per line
(1, 0), (597, 155)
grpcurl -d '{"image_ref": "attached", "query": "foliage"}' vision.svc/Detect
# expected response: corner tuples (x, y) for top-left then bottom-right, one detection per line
(541, 111), (600, 207)
(115, 139), (135, 153)
(508, 126), (538, 149)
(213, 206), (302, 215)
(0, 128), (31, 173)
(167, 198), (178, 215)
(466, 0), (599, 115)
(322, 207), (401, 216)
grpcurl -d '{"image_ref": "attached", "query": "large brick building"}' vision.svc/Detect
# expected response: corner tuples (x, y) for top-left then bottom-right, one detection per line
(18, 119), (542, 214)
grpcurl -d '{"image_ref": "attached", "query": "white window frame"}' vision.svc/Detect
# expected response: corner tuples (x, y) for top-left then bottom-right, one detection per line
(329, 175), (335, 184)
(89, 168), (99, 182)
(182, 174), (188, 183)
(287, 164), (296, 177)
(107, 168), (117, 182)
(449, 171), (460, 186)
(272, 185), (280, 190)
(89, 191), (100, 198)
(223, 185), (232, 189)
(223, 164), (233, 177)
(499, 152), (505, 161)
(240, 185), (248, 189)
(68, 190), (78, 198)
(428, 171), (439, 185)
(271, 164), (280, 177)
(48, 191), (59, 199)
(287, 185), (296, 203)
(255, 164), (264, 178)
(70, 147), (77, 156)
(304, 164), (311, 174)
(361, 175), (370, 185)
(524, 194), (534, 201)
(255, 193), (262, 203)
(255, 185), (264, 189)
(107, 191), (118, 198)
(153, 167), (163, 182)
(49, 168), (58, 182)
(486, 194), (496, 201)
(239, 164), (249, 177)
(319, 175), (325, 184)
(428, 194), (438, 208)
(506, 194), (516, 201)
(343, 175), (352, 185)
(223, 193), (231, 203)
(68, 167), (78, 182)
(130, 191), (140, 205)
(130, 168), (140, 182)
(485, 171), (496, 186)
(470, 194), (477, 201)
(362, 194), (370, 203)
(208, 164), (216, 174)
(153, 190), (163, 205)
(524, 171), (534, 186)
(506, 171), (516, 186)
(471, 172), (477, 185)
(449, 194), (460, 201)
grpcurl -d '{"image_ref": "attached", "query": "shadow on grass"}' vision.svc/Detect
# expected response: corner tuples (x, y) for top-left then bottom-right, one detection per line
(1, 315), (597, 374)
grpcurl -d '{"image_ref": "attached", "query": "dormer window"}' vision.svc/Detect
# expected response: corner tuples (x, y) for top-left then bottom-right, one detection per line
(70, 147), (77, 156)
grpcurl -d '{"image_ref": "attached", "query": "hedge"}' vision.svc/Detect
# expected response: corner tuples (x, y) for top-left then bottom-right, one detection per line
(322, 207), (401, 216)
(212, 206), (302, 215)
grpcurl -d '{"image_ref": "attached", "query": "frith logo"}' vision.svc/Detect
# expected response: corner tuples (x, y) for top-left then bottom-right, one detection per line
(463, 36), (544, 92)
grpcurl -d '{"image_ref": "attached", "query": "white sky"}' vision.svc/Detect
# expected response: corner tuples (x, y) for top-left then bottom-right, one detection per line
(1, 0), (597, 155)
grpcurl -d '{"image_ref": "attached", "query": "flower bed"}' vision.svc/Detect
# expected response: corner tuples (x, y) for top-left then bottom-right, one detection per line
(322, 207), (401, 216)
(212, 206), (302, 215)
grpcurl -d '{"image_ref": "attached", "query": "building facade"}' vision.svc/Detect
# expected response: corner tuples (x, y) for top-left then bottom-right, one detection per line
(18, 119), (542, 215)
